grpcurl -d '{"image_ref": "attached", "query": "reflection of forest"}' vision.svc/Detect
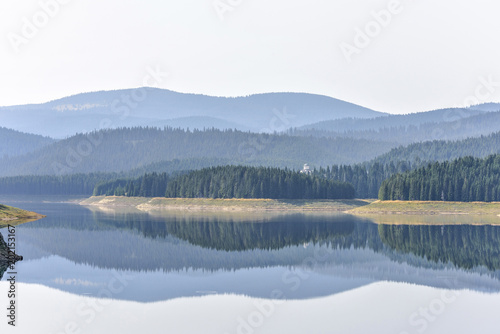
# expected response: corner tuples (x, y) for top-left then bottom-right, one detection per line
(97, 212), (360, 251)
(96, 211), (500, 271)
(378, 224), (500, 270)
(17, 204), (500, 275)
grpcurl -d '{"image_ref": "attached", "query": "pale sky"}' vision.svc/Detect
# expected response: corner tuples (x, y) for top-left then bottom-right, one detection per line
(1, 0), (500, 114)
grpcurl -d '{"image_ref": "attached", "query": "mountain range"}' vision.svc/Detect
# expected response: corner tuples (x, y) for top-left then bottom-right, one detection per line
(1, 88), (500, 179)
(0, 88), (384, 138)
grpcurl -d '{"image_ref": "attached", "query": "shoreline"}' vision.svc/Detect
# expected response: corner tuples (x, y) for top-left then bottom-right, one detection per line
(78, 197), (500, 224)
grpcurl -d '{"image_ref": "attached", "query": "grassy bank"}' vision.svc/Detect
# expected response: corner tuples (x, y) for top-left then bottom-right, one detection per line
(0, 204), (45, 228)
(80, 196), (373, 212)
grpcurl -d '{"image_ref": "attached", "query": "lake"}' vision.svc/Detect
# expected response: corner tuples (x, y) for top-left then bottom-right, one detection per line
(1, 197), (500, 334)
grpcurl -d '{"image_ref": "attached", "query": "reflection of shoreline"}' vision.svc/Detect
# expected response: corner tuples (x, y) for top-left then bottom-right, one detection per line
(85, 203), (355, 224)
(79, 196), (371, 213)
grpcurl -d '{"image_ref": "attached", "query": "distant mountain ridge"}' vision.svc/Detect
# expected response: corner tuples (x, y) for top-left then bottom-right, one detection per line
(298, 107), (489, 132)
(0, 88), (384, 138)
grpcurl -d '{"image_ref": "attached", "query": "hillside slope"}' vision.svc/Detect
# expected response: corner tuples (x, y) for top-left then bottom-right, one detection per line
(0, 127), (395, 177)
(373, 131), (500, 166)
(0, 127), (55, 158)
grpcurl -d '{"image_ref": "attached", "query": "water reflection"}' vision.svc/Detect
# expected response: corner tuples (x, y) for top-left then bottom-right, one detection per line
(96, 211), (358, 251)
(90, 209), (500, 272)
(9, 201), (500, 273)
(1, 198), (500, 302)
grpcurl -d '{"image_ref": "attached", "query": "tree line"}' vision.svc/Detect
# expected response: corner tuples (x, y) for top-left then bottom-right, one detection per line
(0, 161), (416, 199)
(379, 154), (500, 201)
(94, 166), (355, 200)
(94, 172), (170, 197)
(310, 161), (414, 199)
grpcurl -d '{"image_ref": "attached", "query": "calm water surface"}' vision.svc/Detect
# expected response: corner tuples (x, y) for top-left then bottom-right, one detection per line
(1, 197), (499, 334)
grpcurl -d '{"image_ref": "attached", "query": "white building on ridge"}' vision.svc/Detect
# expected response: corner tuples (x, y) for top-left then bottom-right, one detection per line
(300, 163), (312, 175)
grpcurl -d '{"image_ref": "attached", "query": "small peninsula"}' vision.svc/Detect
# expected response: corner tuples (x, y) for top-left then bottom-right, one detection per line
(0, 203), (46, 228)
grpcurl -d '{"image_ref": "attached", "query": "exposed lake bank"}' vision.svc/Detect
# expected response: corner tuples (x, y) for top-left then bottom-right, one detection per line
(350, 200), (500, 225)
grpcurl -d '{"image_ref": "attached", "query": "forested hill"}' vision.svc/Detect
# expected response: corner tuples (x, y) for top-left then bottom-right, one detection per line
(373, 131), (500, 166)
(329, 131), (500, 199)
(3, 129), (500, 197)
(94, 166), (356, 200)
(307, 131), (500, 200)
(0, 127), (395, 177)
(0, 127), (55, 158)
(379, 155), (500, 202)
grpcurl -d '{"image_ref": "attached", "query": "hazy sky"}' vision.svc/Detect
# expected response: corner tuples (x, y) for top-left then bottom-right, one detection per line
(1, 0), (500, 113)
